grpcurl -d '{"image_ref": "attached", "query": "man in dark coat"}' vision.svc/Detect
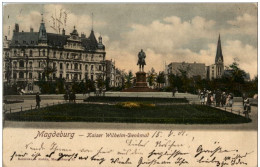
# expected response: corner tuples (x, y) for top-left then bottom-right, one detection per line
(36, 92), (41, 109)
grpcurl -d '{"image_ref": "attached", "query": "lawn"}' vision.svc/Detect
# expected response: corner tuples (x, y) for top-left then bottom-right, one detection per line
(4, 103), (251, 124)
(84, 96), (189, 103)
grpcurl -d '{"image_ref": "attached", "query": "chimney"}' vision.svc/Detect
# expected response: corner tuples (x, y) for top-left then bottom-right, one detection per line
(81, 33), (86, 38)
(62, 28), (65, 35)
(30, 27), (33, 32)
(14, 23), (19, 32)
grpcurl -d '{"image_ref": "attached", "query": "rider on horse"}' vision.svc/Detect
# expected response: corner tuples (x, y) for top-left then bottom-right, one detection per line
(137, 49), (146, 72)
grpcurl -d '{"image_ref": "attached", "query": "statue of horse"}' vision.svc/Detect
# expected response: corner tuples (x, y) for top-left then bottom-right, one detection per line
(137, 49), (146, 72)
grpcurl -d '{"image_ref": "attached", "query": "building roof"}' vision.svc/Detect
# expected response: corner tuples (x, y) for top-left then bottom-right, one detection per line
(215, 34), (224, 63)
(10, 32), (39, 46)
(10, 25), (102, 51)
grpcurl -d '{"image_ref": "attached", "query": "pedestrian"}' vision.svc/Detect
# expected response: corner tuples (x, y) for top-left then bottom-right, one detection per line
(215, 89), (221, 107)
(172, 88), (176, 97)
(200, 92), (205, 105)
(221, 92), (226, 107)
(36, 92), (41, 109)
(243, 96), (250, 119)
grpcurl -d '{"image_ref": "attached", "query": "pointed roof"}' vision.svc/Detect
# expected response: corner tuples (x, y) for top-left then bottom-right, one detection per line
(215, 34), (224, 63)
(38, 14), (47, 42)
(87, 30), (98, 50)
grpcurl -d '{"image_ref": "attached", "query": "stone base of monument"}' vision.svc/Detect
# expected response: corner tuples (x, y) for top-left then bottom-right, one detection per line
(122, 72), (158, 92)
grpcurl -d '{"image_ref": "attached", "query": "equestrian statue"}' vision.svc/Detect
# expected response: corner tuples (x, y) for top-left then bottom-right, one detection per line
(137, 49), (146, 72)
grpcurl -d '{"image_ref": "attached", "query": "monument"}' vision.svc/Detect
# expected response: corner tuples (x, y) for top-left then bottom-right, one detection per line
(122, 49), (158, 92)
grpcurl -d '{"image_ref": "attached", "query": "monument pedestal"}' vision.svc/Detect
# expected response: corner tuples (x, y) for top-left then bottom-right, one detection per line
(122, 71), (158, 92)
(134, 72), (148, 88)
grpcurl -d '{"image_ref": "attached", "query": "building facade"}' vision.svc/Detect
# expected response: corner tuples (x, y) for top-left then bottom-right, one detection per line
(3, 18), (106, 93)
(167, 62), (206, 78)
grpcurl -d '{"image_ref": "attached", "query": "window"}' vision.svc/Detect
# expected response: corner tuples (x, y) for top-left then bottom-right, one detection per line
(85, 65), (88, 70)
(14, 50), (17, 56)
(66, 74), (69, 79)
(79, 75), (82, 80)
(29, 50), (33, 57)
(29, 62), (33, 68)
(59, 74), (62, 78)
(80, 64), (82, 70)
(91, 75), (93, 81)
(53, 51), (56, 58)
(43, 50), (45, 56)
(19, 72), (24, 78)
(38, 73), (41, 79)
(91, 65), (94, 70)
(91, 54), (94, 61)
(67, 53), (69, 59)
(38, 62), (41, 67)
(60, 63), (63, 70)
(28, 84), (33, 91)
(29, 73), (32, 79)
(13, 62), (17, 68)
(60, 52), (63, 59)
(53, 73), (56, 79)
(66, 64), (69, 69)
(13, 73), (17, 79)
(53, 62), (56, 69)
(99, 65), (102, 71)
(19, 60), (24, 68)
(75, 63), (78, 70)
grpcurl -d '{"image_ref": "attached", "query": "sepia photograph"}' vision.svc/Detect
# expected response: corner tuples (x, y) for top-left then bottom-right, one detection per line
(2, 2), (258, 167)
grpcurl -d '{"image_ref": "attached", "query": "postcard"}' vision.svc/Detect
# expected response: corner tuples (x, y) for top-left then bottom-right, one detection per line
(2, 3), (258, 167)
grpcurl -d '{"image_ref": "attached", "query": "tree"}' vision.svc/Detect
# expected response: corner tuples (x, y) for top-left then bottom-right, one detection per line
(96, 74), (105, 90)
(227, 62), (246, 84)
(156, 71), (166, 88)
(125, 71), (134, 88)
(147, 67), (156, 87)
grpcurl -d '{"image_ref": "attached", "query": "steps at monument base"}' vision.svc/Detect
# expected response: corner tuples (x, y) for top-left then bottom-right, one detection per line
(121, 87), (159, 92)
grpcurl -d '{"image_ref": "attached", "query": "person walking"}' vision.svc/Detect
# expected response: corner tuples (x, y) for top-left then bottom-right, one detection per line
(36, 92), (41, 109)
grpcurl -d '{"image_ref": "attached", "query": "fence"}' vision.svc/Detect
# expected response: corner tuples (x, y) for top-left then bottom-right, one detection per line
(3, 101), (68, 114)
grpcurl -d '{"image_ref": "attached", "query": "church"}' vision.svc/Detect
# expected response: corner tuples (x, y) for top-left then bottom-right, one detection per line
(206, 34), (225, 80)
(3, 15), (106, 93)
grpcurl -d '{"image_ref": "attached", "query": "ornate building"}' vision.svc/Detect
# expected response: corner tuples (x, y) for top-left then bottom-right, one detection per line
(206, 34), (224, 80)
(3, 17), (106, 93)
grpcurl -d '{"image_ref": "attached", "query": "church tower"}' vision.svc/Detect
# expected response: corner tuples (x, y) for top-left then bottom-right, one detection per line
(215, 34), (224, 78)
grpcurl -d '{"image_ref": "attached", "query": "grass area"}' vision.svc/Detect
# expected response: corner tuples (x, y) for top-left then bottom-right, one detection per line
(5, 103), (251, 124)
(84, 96), (188, 103)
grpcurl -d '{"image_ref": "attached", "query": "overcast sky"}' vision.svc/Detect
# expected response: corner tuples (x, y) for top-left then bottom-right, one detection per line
(3, 3), (258, 78)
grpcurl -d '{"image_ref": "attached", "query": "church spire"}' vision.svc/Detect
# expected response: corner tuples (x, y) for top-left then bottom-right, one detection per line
(215, 34), (224, 64)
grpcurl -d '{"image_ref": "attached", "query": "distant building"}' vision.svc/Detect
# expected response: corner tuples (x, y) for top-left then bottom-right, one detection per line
(105, 59), (116, 87)
(3, 16), (106, 93)
(167, 62), (206, 78)
(206, 34), (224, 80)
(105, 60), (124, 88)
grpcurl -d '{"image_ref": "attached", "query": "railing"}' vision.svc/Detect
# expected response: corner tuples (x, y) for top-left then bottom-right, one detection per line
(3, 101), (68, 114)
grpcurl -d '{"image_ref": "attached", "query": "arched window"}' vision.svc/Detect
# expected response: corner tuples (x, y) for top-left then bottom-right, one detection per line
(43, 49), (45, 56)
(19, 60), (24, 68)
(53, 51), (56, 58)
(85, 65), (88, 70)
(19, 72), (24, 78)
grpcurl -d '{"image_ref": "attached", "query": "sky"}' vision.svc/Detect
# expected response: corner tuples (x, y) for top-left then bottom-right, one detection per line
(3, 3), (258, 79)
